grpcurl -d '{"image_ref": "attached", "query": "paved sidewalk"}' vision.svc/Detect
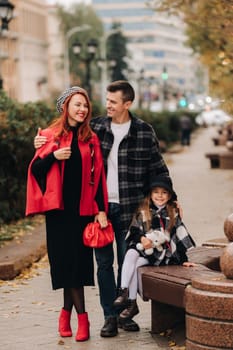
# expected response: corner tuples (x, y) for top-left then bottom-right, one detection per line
(166, 126), (233, 246)
(1, 126), (233, 350)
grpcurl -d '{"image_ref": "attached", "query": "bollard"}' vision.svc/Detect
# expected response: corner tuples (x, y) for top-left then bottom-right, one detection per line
(186, 212), (233, 349)
(185, 276), (233, 350)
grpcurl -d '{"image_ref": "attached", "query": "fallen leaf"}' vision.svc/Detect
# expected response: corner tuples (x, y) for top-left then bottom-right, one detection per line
(168, 340), (176, 347)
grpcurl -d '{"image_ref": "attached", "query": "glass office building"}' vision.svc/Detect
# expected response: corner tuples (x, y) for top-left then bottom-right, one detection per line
(93, 0), (204, 108)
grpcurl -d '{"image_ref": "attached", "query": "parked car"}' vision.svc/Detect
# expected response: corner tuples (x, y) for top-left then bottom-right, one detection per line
(195, 109), (232, 126)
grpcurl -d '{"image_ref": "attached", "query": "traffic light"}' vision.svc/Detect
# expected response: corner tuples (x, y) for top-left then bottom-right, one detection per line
(164, 90), (169, 100)
(178, 96), (187, 108)
(162, 66), (168, 81)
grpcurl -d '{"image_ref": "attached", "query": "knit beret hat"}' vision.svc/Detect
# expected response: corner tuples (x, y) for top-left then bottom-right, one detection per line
(150, 175), (177, 201)
(56, 86), (89, 113)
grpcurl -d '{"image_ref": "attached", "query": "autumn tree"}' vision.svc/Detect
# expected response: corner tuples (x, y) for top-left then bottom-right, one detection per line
(147, 0), (233, 113)
(57, 3), (103, 90)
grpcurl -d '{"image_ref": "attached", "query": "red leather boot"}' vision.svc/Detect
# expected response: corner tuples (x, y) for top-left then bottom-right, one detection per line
(58, 308), (72, 337)
(76, 312), (90, 341)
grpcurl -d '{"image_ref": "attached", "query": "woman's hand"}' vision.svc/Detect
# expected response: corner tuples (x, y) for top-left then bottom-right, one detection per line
(53, 147), (71, 160)
(34, 127), (47, 149)
(141, 236), (153, 249)
(95, 211), (108, 228)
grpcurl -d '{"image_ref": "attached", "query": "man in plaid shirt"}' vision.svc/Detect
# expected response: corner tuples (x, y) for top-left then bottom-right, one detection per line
(90, 81), (169, 337)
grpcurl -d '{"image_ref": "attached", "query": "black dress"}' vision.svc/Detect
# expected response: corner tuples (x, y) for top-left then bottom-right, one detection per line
(32, 127), (97, 290)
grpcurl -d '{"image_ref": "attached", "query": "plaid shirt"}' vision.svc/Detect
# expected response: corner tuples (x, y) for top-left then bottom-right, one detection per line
(90, 113), (169, 234)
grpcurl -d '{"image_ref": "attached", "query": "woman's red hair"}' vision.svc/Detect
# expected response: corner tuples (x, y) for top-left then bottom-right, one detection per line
(49, 91), (93, 142)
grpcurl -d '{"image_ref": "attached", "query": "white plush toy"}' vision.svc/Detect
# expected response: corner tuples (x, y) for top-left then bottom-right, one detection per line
(136, 229), (170, 255)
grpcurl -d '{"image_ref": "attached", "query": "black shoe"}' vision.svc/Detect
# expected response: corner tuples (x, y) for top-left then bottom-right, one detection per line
(119, 299), (139, 319)
(118, 317), (140, 332)
(113, 288), (128, 307)
(100, 317), (118, 337)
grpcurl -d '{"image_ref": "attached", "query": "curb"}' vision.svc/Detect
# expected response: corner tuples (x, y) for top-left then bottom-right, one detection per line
(0, 222), (46, 280)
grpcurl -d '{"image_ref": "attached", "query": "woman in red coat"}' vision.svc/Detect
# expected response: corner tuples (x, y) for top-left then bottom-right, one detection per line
(26, 86), (108, 341)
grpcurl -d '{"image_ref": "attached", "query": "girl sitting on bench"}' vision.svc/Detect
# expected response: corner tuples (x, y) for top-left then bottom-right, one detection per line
(114, 175), (196, 322)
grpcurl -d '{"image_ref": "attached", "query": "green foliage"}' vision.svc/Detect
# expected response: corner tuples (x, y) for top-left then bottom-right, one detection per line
(0, 91), (55, 224)
(134, 108), (197, 145)
(92, 99), (105, 117)
(0, 90), (16, 111)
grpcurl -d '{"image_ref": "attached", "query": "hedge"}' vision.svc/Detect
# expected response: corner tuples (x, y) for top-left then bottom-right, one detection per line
(0, 91), (55, 224)
(0, 90), (197, 224)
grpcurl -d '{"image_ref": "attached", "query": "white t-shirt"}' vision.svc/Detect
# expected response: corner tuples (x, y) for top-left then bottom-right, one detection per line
(107, 120), (131, 203)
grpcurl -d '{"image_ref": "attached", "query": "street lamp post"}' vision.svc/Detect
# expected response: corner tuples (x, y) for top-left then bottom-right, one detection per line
(64, 24), (91, 89)
(72, 39), (98, 99)
(0, 0), (14, 32)
(99, 29), (120, 106)
(138, 68), (145, 109)
(0, 0), (14, 89)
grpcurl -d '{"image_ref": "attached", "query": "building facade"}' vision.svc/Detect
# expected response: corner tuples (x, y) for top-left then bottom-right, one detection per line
(47, 4), (65, 99)
(1, 0), (49, 102)
(92, 0), (204, 109)
(1, 0), (205, 105)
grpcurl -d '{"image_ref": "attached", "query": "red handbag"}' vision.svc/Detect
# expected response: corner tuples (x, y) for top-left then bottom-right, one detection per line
(83, 220), (114, 248)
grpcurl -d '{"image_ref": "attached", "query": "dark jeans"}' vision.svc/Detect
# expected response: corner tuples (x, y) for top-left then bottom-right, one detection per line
(181, 129), (191, 145)
(94, 203), (127, 319)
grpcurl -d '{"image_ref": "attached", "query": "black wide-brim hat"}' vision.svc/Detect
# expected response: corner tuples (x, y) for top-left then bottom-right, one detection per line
(149, 175), (177, 201)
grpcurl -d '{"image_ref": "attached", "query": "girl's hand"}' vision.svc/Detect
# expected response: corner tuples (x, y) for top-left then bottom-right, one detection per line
(95, 211), (108, 228)
(183, 261), (197, 267)
(53, 147), (71, 160)
(34, 128), (47, 149)
(141, 236), (153, 249)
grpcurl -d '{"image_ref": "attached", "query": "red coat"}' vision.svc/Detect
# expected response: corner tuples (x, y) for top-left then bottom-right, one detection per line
(26, 127), (108, 216)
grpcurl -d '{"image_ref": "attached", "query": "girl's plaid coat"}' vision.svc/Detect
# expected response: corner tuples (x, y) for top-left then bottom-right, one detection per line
(126, 205), (196, 265)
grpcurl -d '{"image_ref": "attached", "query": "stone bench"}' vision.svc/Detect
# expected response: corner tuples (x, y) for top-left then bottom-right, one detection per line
(205, 151), (233, 169)
(205, 152), (220, 168)
(185, 273), (233, 349)
(211, 135), (227, 146)
(138, 246), (232, 349)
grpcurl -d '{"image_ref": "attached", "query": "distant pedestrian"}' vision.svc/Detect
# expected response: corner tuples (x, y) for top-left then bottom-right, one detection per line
(26, 86), (108, 342)
(114, 175), (196, 323)
(180, 114), (192, 146)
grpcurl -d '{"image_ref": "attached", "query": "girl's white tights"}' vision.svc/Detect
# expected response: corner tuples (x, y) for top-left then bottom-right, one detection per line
(121, 248), (149, 299)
